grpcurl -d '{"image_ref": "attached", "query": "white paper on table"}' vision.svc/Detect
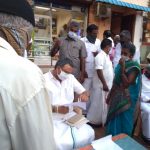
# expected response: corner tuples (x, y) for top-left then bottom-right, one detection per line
(91, 135), (123, 150)
(64, 112), (76, 120)
(71, 102), (86, 110)
(53, 112), (76, 121)
(64, 102), (86, 110)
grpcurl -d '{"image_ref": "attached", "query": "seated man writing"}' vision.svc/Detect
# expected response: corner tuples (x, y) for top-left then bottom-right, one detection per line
(44, 58), (95, 150)
(141, 65), (150, 143)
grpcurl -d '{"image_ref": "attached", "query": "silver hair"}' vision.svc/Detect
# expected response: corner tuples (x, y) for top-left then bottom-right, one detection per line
(0, 12), (33, 34)
(0, 13), (33, 53)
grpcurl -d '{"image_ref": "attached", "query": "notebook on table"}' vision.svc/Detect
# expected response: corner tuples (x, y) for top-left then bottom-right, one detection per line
(65, 114), (89, 128)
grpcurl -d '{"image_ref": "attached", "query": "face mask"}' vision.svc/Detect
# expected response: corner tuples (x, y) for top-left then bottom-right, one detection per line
(122, 55), (129, 61)
(58, 70), (69, 81)
(68, 31), (78, 40)
(144, 71), (150, 79)
(86, 35), (97, 44)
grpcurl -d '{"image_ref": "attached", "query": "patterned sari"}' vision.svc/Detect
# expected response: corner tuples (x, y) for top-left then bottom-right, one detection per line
(106, 60), (141, 136)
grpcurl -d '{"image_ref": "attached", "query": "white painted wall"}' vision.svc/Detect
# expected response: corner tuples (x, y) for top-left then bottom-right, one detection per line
(133, 13), (143, 62)
(56, 12), (72, 36)
(122, 0), (149, 7)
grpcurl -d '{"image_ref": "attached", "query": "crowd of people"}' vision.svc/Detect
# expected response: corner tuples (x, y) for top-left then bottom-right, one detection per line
(0, 0), (150, 150)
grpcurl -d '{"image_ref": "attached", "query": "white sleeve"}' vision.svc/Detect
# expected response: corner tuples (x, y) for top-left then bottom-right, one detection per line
(5, 89), (56, 150)
(80, 37), (85, 43)
(95, 53), (105, 70)
(72, 76), (85, 94)
(141, 93), (150, 102)
(0, 97), (12, 150)
(96, 39), (101, 52)
(98, 40), (101, 52)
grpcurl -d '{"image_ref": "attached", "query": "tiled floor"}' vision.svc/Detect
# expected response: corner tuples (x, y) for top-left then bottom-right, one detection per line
(92, 126), (150, 150)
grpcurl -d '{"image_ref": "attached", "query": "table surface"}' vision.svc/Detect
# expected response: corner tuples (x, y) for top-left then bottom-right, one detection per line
(79, 134), (146, 150)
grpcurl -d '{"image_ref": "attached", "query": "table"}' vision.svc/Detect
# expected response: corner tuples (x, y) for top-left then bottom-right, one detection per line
(79, 134), (146, 150)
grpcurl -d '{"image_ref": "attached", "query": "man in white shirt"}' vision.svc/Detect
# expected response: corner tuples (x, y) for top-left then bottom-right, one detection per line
(44, 58), (95, 150)
(0, 6), (56, 150)
(113, 30), (140, 69)
(103, 30), (114, 47)
(113, 42), (122, 68)
(103, 30), (115, 64)
(81, 24), (101, 112)
(87, 39), (114, 126)
(113, 31), (131, 69)
(141, 65), (150, 142)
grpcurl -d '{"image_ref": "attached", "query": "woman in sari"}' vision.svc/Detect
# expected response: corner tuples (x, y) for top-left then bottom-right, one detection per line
(106, 42), (141, 136)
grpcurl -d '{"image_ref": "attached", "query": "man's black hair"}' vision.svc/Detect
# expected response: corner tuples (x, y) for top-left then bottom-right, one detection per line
(122, 42), (136, 56)
(120, 30), (131, 41)
(101, 38), (112, 50)
(86, 24), (98, 33)
(55, 58), (74, 69)
(103, 30), (111, 38)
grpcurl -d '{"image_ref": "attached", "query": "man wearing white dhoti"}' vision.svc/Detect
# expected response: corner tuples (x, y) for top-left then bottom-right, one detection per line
(44, 58), (95, 150)
(81, 24), (101, 112)
(87, 39), (114, 126)
(141, 65), (150, 142)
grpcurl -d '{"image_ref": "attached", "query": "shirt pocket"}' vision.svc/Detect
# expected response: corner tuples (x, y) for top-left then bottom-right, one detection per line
(64, 86), (74, 102)
(71, 45), (80, 58)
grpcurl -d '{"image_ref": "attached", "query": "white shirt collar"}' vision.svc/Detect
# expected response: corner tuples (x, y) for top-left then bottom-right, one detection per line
(81, 37), (91, 43)
(101, 50), (109, 56)
(84, 37), (89, 42)
(83, 37), (99, 44)
(48, 71), (53, 78)
(48, 71), (58, 81)
(0, 37), (18, 56)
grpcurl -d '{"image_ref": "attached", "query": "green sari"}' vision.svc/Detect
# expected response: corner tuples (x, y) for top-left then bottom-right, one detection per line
(106, 60), (141, 136)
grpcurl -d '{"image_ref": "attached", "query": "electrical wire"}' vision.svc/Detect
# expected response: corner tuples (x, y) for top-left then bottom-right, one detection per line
(70, 126), (76, 149)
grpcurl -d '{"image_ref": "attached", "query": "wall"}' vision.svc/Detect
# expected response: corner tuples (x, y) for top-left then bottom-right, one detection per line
(122, 0), (149, 7)
(88, 3), (111, 40)
(88, 2), (137, 40)
(111, 15), (122, 35)
(132, 12), (143, 62)
(52, 8), (85, 37)
(140, 45), (150, 63)
(53, 10), (72, 37)
(133, 12), (143, 49)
